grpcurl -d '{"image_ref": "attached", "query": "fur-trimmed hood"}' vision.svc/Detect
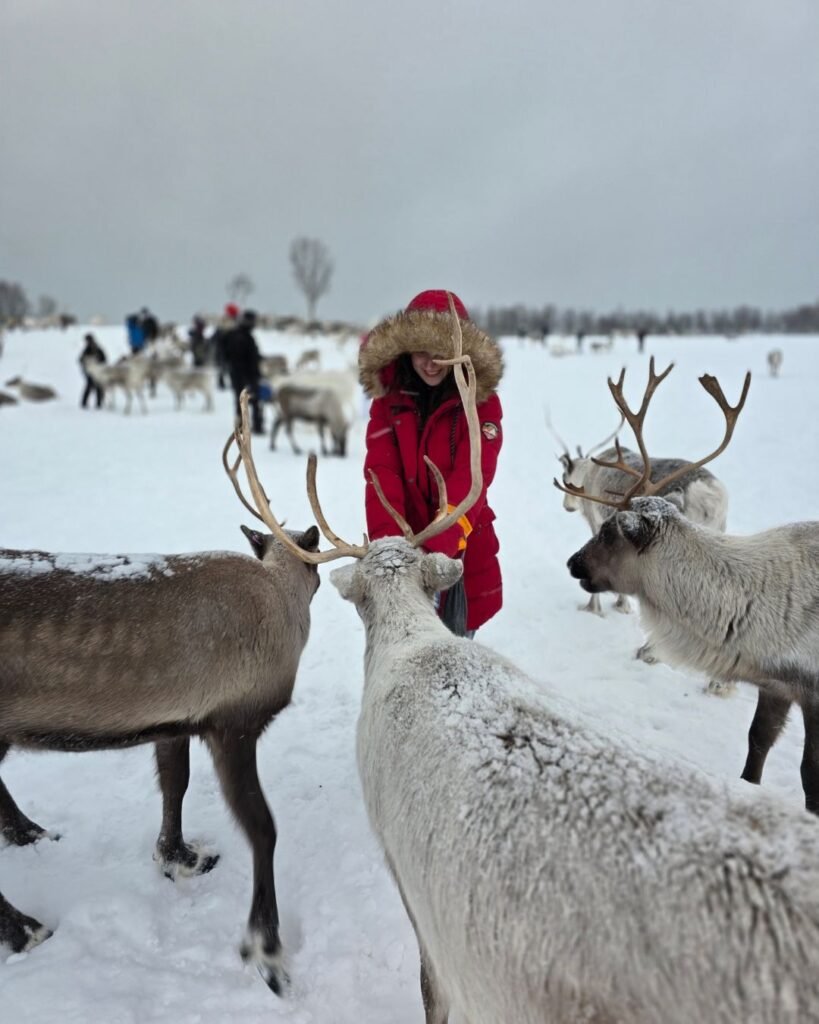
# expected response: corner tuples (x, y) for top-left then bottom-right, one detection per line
(359, 309), (504, 403)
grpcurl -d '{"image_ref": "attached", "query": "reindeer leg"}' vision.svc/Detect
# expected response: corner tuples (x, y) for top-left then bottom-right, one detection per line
(153, 737), (219, 879)
(386, 856), (450, 1024)
(612, 593), (632, 614)
(799, 697), (819, 816)
(579, 592), (603, 615)
(285, 418), (302, 456)
(206, 728), (287, 994)
(269, 413), (282, 451)
(0, 891), (51, 954)
(419, 941), (449, 1024)
(740, 690), (791, 786)
(0, 743), (57, 846)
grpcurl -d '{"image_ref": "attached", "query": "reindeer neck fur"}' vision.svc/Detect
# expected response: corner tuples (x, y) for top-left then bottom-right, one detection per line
(637, 517), (819, 688)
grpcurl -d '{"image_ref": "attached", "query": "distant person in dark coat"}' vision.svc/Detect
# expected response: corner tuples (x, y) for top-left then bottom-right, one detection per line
(213, 302), (240, 389)
(140, 307), (160, 346)
(188, 315), (209, 367)
(79, 332), (107, 409)
(224, 309), (264, 433)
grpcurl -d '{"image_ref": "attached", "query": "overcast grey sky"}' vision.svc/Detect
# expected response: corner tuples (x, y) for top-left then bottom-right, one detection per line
(1, 0), (817, 323)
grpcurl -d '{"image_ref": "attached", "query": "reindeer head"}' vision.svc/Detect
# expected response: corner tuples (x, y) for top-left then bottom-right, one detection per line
(546, 410), (625, 513)
(330, 538), (462, 622)
(567, 497), (682, 596)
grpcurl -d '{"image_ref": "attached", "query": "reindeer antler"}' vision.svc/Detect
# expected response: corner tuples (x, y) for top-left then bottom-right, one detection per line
(224, 390), (368, 564)
(637, 370), (751, 497)
(553, 358), (673, 508)
(552, 358), (751, 510)
(368, 292), (484, 549)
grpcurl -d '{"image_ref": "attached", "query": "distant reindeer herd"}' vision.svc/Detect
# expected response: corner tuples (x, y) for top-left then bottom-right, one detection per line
(1, 308), (817, 1021)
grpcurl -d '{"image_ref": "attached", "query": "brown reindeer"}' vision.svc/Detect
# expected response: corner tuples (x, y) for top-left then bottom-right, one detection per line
(4, 376), (58, 401)
(0, 395), (322, 992)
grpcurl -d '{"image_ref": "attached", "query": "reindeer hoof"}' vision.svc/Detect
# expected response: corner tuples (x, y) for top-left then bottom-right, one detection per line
(240, 930), (290, 995)
(1, 907), (52, 955)
(154, 841), (220, 880)
(635, 644), (658, 665)
(2, 821), (59, 848)
(21, 922), (53, 953)
(612, 596), (632, 615)
(704, 679), (736, 698)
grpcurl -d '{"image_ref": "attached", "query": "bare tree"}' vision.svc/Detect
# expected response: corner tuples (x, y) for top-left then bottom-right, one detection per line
(37, 295), (58, 319)
(226, 273), (254, 305)
(0, 281), (30, 325)
(289, 237), (333, 320)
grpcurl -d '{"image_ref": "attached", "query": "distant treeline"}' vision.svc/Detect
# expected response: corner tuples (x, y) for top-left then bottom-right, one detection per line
(0, 280), (61, 324)
(473, 300), (819, 338)
(3, 275), (818, 337)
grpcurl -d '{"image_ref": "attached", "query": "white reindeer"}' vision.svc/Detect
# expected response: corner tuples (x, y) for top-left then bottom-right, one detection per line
(269, 381), (350, 456)
(86, 355), (152, 413)
(767, 348), (784, 378)
(161, 365), (214, 411)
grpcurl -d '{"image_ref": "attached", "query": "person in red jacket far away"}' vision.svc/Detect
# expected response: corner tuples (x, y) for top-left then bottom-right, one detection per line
(359, 289), (504, 636)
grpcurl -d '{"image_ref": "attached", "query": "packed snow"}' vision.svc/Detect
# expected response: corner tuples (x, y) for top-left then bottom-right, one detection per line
(1, 324), (817, 1023)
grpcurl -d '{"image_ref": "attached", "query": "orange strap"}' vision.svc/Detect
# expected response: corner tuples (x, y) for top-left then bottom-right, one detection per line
(446, 504), (473, 551)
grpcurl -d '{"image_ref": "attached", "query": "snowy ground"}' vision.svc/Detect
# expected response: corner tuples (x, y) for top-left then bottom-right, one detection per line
(1, 324), (817, 1023)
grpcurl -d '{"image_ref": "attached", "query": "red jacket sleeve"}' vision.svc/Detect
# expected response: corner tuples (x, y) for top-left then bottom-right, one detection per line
(422, 393), (503, 558)
(363, 397), (406, 541)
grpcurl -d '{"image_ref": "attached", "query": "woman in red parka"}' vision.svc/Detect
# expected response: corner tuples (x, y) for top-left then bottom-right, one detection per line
(359, 289), (504, 634)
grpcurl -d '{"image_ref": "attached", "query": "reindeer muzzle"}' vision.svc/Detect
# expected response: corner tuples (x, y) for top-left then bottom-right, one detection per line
(567, 550), (600, 592)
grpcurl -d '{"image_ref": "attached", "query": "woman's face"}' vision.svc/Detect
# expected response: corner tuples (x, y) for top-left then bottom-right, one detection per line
(411, 350), (451, 387)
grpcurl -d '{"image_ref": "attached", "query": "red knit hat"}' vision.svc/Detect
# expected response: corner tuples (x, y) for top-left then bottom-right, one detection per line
(405, 289), (469, 320)
(224, 303), (240, 319)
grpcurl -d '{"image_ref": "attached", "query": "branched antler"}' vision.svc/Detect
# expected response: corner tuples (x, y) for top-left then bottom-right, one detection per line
(552, 359), (751, 510)
(224, 390), (367, 563)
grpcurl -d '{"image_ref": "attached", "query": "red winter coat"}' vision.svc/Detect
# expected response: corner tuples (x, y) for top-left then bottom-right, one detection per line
(363, 388), (503, 630)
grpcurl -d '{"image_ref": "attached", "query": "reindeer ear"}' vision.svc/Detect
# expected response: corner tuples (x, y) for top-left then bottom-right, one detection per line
(420, 553), (463, 595)
(661, 490), (685, 512)
(618, 507), (659, 551)
(330, 563), (365, 603)
(240, 524), (267, 560)
(298, 525), (320, 552)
